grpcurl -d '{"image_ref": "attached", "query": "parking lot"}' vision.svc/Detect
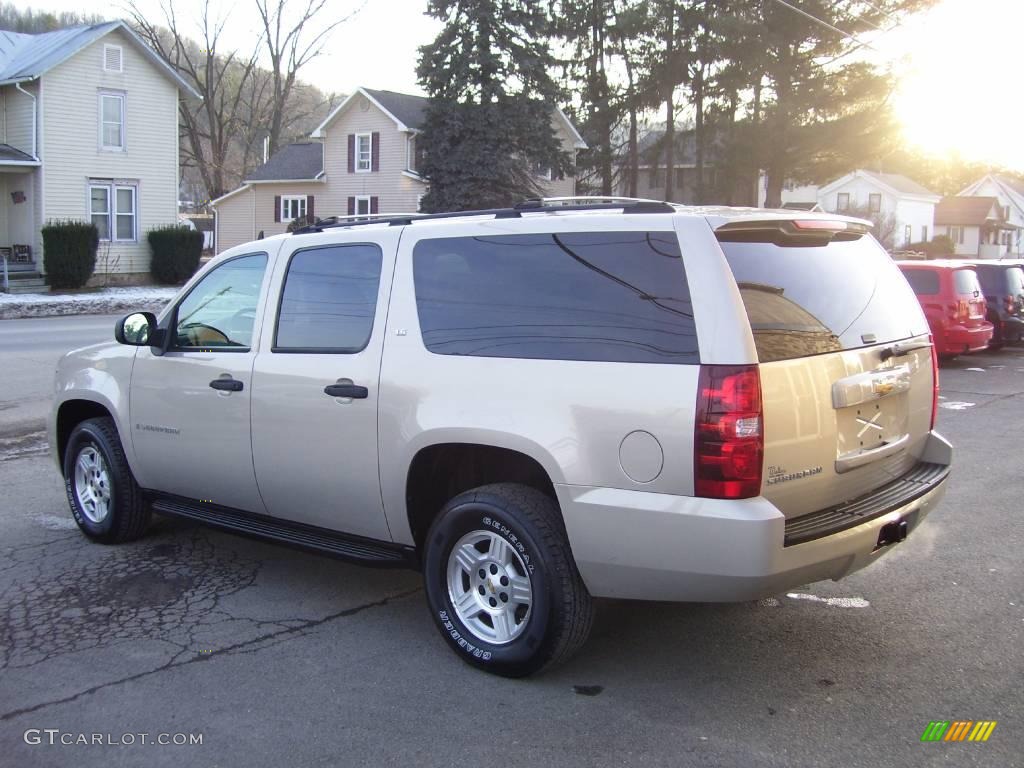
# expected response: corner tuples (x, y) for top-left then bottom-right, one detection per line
(0, 316), (1020, 767)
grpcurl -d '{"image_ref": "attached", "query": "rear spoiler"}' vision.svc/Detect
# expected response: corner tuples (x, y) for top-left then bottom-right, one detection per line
(716, 219), (872, 246)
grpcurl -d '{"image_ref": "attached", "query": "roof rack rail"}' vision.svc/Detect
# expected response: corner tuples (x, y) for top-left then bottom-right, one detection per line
(516, 195), (671, 208)
(291, 197), (675, 234)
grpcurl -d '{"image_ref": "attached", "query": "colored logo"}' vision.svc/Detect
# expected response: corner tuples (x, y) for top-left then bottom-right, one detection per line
(921, 721), (997, 742)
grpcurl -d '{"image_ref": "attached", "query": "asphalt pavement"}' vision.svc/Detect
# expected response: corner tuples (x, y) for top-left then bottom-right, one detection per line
(0, 315), (1020, 767)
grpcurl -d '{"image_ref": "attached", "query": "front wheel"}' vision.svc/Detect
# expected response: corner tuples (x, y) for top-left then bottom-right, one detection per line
(63, 417), (150, 543)
(422, 483), (593, 677)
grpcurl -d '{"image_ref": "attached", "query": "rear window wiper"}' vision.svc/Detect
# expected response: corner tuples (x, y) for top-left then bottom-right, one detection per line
(879, 341), (932, 361)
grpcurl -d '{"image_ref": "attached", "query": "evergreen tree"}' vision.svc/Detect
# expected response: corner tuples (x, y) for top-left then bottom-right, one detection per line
(416, 0), (571, 211)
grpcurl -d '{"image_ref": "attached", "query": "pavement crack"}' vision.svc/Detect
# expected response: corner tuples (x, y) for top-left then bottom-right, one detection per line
(0, 586), (422, 722)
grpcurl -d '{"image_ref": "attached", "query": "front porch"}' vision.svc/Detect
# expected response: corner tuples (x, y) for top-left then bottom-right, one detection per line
(0, 154), (41, 292)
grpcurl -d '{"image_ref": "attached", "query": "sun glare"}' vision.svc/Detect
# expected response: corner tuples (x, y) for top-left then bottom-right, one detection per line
(893, 0), (1024, 170)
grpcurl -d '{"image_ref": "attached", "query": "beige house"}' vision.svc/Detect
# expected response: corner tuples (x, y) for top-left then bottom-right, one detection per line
(0, 22), (198, 288)
(212, 87), (587, 253)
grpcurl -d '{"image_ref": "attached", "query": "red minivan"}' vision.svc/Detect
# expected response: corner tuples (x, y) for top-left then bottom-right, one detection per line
(897, 260), (994, 356)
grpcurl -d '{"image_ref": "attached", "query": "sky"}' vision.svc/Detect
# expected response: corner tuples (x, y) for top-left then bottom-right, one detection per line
(24, 0), (1024, 170)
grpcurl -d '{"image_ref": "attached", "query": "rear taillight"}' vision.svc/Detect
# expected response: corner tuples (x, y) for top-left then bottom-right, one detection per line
(1006, 295), (1016, 314)
(955, 299), (970, 323)
(695, 365), (763, 499)
(929, 336), (939, 430)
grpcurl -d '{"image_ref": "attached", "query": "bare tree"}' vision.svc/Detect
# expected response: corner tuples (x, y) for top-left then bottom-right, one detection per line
(129, 1), (262, 201)
(254, 0), (362, 155)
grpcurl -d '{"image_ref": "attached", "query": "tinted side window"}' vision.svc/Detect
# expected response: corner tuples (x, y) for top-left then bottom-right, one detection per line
(902, 269), (940, 296)
(952, 269), (981, 296)
(413, 231), (698, 364)
(175, 253), (267, 349)
(720, 237), (925, 363)
(275, 244), (383, 352)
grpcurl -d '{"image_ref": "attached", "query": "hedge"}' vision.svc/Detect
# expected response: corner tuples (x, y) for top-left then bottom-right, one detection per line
(41, 220), (99, 289)
(148, 225), (204, 284)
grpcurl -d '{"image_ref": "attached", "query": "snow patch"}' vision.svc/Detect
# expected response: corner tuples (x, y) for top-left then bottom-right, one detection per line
(964, 367), (985, 372)
(786, 592), (870, 608)
(0, 286), (177, 319)
(939, 401), (975, 410)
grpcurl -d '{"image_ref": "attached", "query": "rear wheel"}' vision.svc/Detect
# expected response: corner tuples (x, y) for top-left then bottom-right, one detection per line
(64, 417), (150, 543)
(422, 483), (593, 677)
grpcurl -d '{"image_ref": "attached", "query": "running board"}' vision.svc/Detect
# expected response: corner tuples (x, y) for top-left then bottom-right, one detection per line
(150, 495), (417, 568)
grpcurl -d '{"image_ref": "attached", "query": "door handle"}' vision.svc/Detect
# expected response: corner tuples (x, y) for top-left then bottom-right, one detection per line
(323, 383), (368, 399)
(209, 378), (244, 392)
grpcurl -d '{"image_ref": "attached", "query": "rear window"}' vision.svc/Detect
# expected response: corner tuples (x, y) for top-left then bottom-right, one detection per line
(1008, 266), (1024, 294)
(902, 268), (939, 296)
(952, 269), (981, 296)
(973, 265), (1016, 294)
(719, 237), (926, 363)
(413, 231), (699, 363)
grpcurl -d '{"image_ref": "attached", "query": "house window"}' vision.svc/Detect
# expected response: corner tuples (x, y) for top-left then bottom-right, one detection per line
(948, 226), (963, 244)
(533, 163), (553, 181)
(356, 133), (372, 172)
(355, 195), (372, 217)
(99, 93), (125, 150)
(836, 193), (850, 211)
(280, 195), (307, 223)
(922, 225), (928, 242)
(649, 168), (662, 189)
(407, 136), (419, 173)
(89, 182), (137, 241)
(868, 193), (881, 213)
(103, 44), (123, 72)
(904, 225), (912, 245)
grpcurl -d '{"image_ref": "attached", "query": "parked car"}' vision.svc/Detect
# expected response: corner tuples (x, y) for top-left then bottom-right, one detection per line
(50, 201), (952, 677)
(962, 260), (1024, 347)
(896, 260), (993, 357)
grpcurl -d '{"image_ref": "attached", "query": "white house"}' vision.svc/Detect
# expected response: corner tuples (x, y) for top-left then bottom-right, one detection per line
(957, 174), (1024, 256)
(816, 170), (940, 248)
(933, 196), (1017, 258)
(0, 22), (199, 287)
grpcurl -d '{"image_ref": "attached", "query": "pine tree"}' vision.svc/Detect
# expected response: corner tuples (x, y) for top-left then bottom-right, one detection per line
(416, 0), (571, 211)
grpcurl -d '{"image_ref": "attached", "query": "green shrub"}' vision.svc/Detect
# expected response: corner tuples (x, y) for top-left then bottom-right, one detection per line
(41, 220), (99, 289)
(148, 225), (204, 284)
(286, 214), (316, 232)
(903, 235), (956, 257)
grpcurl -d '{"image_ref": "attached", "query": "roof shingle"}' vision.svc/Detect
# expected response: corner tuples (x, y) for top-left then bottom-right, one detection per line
(935, 196), (1002, 226)
(362, 88), (428, 131)
(245, 142), (324, 181)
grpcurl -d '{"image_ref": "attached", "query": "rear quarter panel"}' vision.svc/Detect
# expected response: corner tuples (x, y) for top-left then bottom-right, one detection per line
(377, 214), (745, 545)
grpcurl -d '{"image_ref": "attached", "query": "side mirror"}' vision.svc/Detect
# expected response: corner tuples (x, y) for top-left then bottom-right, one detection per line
(115, 311), (157, 346)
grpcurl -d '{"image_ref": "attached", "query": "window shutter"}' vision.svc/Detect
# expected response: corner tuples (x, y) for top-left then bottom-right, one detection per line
(347, 196), (355, 216)
(347, 134), (355, 173)
(306, 195), (315, 220)
(371, 132), (380, 172)
(370, 196), (379, 214)
(274, 195), (281, 223)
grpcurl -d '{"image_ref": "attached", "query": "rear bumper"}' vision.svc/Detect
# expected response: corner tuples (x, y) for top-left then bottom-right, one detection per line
(557, 432), (953, 602)
(936, 323), (993, 354)
(1000, 316), (1024, 340)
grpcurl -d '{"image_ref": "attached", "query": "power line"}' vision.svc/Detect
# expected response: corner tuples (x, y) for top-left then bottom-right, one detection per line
(768, 0), (879, 51)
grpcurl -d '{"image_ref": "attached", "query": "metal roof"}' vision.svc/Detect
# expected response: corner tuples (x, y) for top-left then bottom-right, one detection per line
(0, 21), (200, 97)
(0, 142), (38, 163)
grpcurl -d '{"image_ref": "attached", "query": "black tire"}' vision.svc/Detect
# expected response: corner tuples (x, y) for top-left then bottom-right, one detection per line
(989, 316), (1004, 350)
(422, 483), (593, 677)
(63, 417), (150, 544)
